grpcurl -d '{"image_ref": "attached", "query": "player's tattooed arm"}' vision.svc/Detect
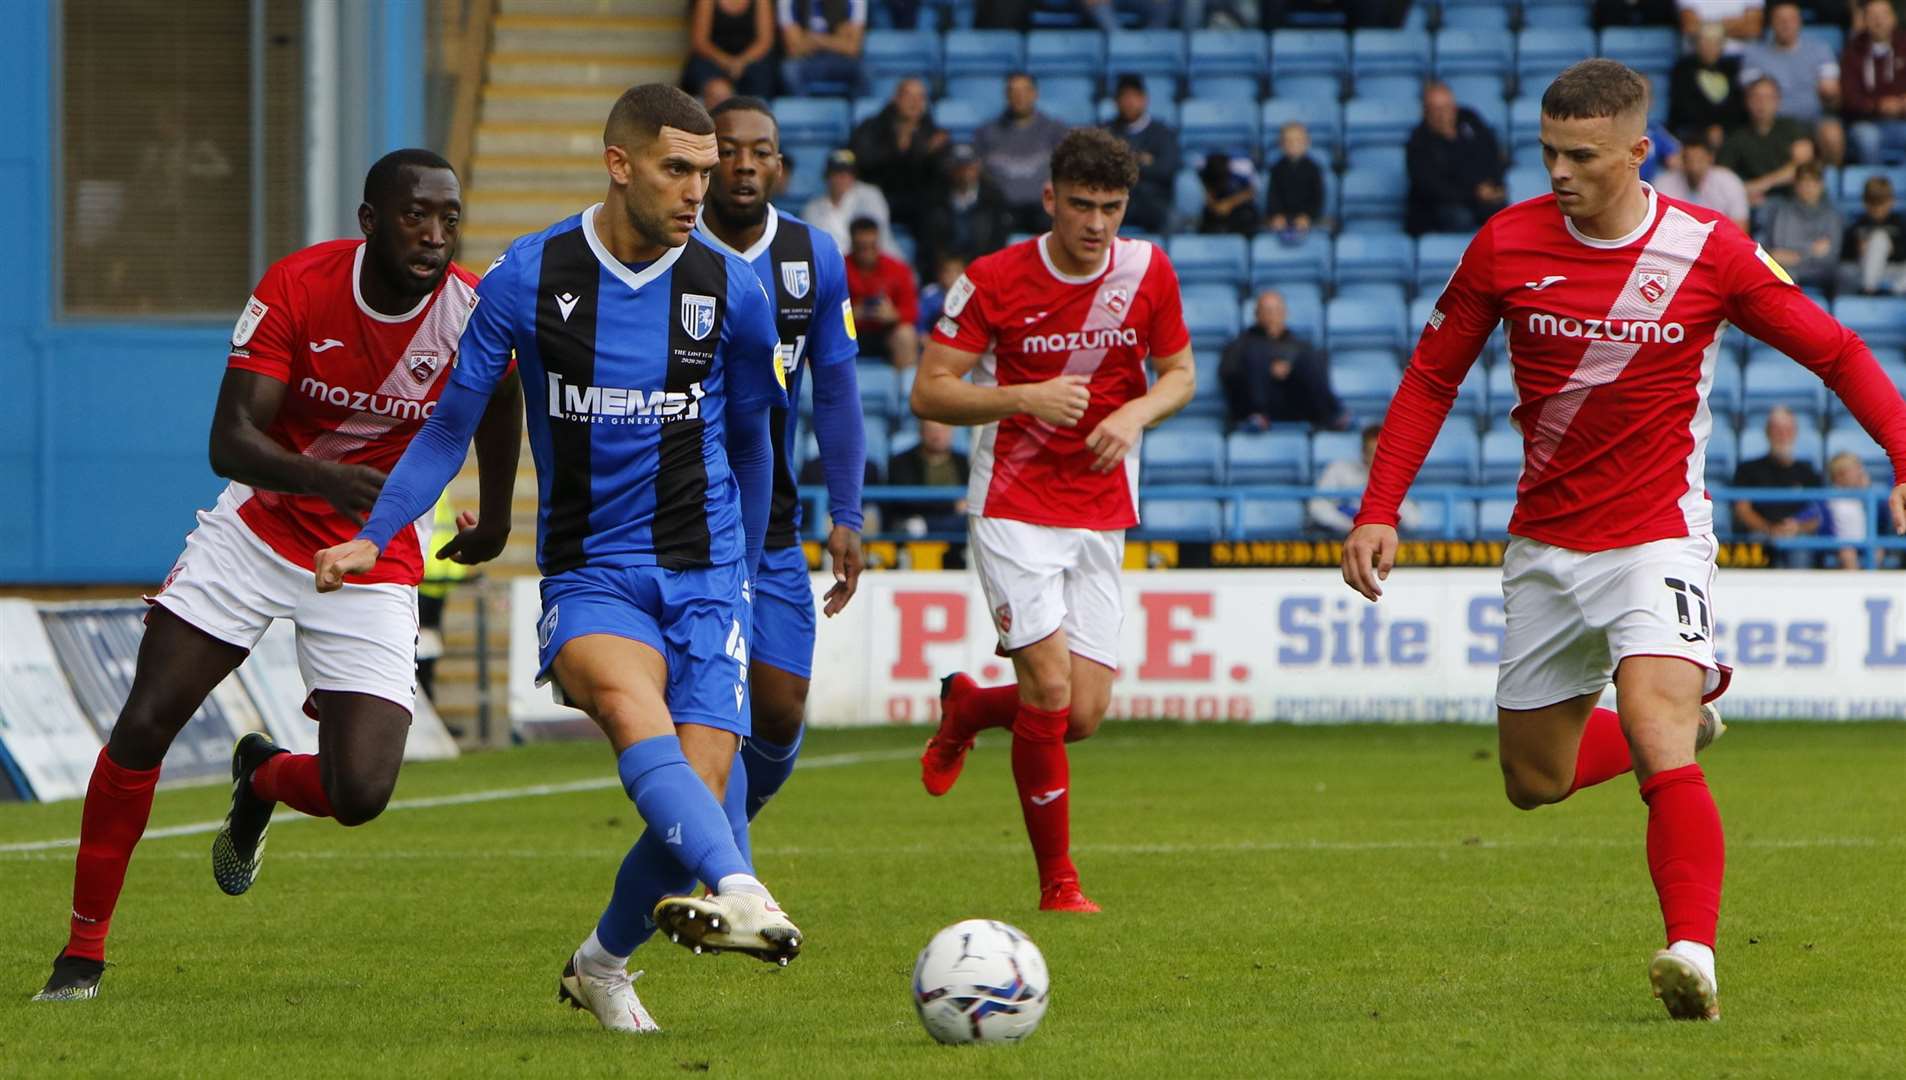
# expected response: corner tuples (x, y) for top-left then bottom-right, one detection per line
(1084, 346), (1196, 473)
(434, 370), (523, 566)
(208, 369), (386, 524)
(911, 340), (1090, 428)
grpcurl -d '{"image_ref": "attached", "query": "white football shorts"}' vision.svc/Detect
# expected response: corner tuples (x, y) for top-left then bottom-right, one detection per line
(149, 488), (418, 715)
(967, 515), (1125, 669)
(1496, 533), (1730, 710)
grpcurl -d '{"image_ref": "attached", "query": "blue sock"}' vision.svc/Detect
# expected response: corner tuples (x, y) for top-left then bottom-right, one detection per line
(723, 750), (754, 870)
(615, 735), (752, 890)
(740, 729), (803, 821)
(594, 827), (695, 957)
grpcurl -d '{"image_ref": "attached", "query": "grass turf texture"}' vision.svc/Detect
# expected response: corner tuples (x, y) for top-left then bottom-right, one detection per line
(1, 722), (1901, 1079)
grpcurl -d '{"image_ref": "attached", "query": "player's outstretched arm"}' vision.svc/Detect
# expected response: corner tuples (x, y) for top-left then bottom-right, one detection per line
(208, 369), (388, 525)
(1085, 346), (1195, 473)
(809, 356), (866, 616)
(910, 340), (1091, 427)
(434, 369), (524, 566)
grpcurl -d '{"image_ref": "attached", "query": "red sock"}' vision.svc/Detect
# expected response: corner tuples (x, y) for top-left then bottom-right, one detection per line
(1009, 702), (1074, 886)
(66, 747), (161, 962)
(1567, 708), (1634, 795)
(250, 753), (334, 819)
(1639, 763), (1725, 947)
(951, 682), (1022, 739)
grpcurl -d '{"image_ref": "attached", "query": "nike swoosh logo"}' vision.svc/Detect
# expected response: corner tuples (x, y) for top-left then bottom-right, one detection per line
(309, 338), (344, 353)
(1030, 788), (1066, 806)
(1523, 276), (1566, 291)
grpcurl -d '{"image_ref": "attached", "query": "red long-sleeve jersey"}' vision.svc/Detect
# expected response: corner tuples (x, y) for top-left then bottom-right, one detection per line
(1357, 185), (1906, 553)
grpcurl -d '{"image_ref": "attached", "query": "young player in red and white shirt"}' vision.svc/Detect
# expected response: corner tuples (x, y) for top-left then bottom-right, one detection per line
(1343, 61), (1906, 1021)
(911, 129), (1195, 913)
(33, 151), (523, 1003)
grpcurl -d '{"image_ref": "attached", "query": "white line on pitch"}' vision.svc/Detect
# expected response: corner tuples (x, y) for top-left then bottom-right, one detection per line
(0, 747), (920, 854)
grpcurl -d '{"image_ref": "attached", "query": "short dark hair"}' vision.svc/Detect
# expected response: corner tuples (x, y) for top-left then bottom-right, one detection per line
(604, 83), (714, 150)
(848, 216), (880, 235)
(1747, 75), (1780, 96)
(1795, 159), (1825, 183)
(363, 148), (454, 207)
(1540, 59), (1651, 124)
(1678, 130), (1713, 155)
(710, 95), (779, 142)
(1864, 174), (1895, 203)
(1049, 128), (1139, 192)
(1007, 70), (1037, 87)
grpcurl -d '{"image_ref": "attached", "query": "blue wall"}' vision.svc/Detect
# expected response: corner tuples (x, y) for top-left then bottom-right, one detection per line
(1, 4), (424, 582)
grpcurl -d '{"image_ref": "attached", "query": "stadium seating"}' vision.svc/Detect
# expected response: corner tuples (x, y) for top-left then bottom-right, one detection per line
(1179, 98), (1258, 156)
(1517, 27), (1594, 84)
(1506, 164), (1551, 204)
(1418, 426), (1481, 484)
(1277, 283), (1325, 339)
(1184, 287), (1243, 350)
(1832, 296), (1906, 351)
(1169, 234), (1250, 289)
(1480, 429), (1522, 484)
(1106, 31), (1185, 91)
(932, 98), (989, 141)
(1741, 354), (1828, 422)
(1270, 30), (1349, 84)
(1026, 30), (1104, 81)
(1327, 296), (1408, 353)
(1415, 497), (1480, 539)
(1141, 498), (1225, 538)
(1477, 498), (1515, 536)
(1226, 430), (1313, 485)
(1352, 30), (1429, 82)
(1143, 429), (1227, 485)
(775, 98), (850, 145)
(1596, 27), (1678, 76)
(1485, 363), (1517, 420)
(858, 362), (898, 420)
(1337, 167), (1408, 226)
(1435, 28), (1514, 79)
(1334, 231), (1414, 289)
(1239, 498), (1307, 535)
(1443, 74), (1509, 114)
(1250, 231), (1332, 289)
(1189, 30), (1267, 84)
(943, 30), (1024, 79)
(1414, 233), (1468, 293)
(1260, 100), (1343, 158)
(1189, 74), (1262, 102)
(1452, 365), (1488, 417)
(863, 30), (940, 84)
(1344, 144), (1406, 175)
(1739, 425), (1826, 470)
(1343, 98), (1418, 151)
(1272, 74), (1346, 108)
(1332, 351), (1401, 417)
(1827, 422), (1889, 475)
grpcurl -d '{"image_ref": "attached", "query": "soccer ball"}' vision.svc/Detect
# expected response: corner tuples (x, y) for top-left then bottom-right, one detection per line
(912, 919), (1051, 1045)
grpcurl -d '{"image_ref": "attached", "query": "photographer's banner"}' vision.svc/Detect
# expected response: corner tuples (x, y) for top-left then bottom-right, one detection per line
(509, 572), (1906, 728)
(0, 601), (101, 801)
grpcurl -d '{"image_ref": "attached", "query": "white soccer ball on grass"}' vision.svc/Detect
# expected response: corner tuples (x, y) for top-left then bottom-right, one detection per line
(912, 919), (1051, 1045)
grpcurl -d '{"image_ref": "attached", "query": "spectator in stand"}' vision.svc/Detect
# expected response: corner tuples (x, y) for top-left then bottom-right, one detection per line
(1102, 73), (1180, 233)
(974, 72), (1072, 234)
(917, 254), (967, 332)
(1219, 289), (1347, 432)
(1670, 23), (1747, 149)
(1595, 0), (1680, 27)
(803, 148), (895, 256)
(1842, 0), (1906, 163)
(1641, 120), (1684, 182)
(1655, 134), (1752, 229)
(1732, 405), (1824, 562)
(1839, 173), (1906, 293)
(919, 144), (1012, 276)
(1740, 0), (1847, 165)
(1198, 152), (1260, 236)
(845, 216), (920, 369)
(1077, 0), (1176, 32)
(849, 77), (948, 240)
(1822, 450), (1872, 569)
(1308, 424), (1423, 536)
(698, 74), (736, 112)
(683, 0), (777, 99)
(777, 0), (866, 94)
(1266, 121), (1325, 235)
(1404, 82), (1507, 236)
(1758, 159), (1842, 288)
(1719, 77), (1815, 205)
(885, 420), (970, 536)
(1677, 0), (1765, 42)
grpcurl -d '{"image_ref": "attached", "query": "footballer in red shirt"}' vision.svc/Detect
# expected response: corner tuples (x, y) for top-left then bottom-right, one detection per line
(33, 151), (523, 1003)
(1343, 61), (1906, 1021)
(911, 129), (1195, 913)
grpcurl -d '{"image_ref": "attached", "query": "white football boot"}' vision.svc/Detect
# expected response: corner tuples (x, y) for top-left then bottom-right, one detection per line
(558, 955), (660, 1033)
(1649, 949), (1721, 1021)
(652, 890), (803, 966)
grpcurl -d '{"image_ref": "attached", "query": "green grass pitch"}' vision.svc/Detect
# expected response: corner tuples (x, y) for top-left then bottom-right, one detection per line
(2, 722), (1902, 1078)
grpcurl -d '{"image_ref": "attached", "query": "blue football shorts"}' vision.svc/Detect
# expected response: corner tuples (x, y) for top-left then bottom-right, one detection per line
(749, 544), (818, 680)
(535, 561), (753, 736)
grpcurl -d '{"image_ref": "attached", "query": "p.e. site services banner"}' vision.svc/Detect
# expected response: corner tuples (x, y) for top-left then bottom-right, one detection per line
(509, 571), (1906, 727)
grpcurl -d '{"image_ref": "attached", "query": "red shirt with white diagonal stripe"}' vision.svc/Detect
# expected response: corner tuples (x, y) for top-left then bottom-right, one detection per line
(1357, 185), (1906, 552)
(225, 239), (482, 584)
(929, 235), (1191, 530)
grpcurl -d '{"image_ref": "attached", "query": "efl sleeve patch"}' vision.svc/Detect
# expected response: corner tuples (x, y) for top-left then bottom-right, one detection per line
(1754, 244), (1795, 286)
(942, 273), (976, 318)
(841, 297), (858, 341)
(231, 295), (269, 347)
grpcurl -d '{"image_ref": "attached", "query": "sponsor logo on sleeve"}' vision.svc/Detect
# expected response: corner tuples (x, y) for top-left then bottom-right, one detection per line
(1754, 244), (1795, 286)
(231, 295), (268, 347)
(841, 297), (858, 340)
(1427, 308), (1445, 330)
(942, 273), (976, 318)
(936, 316), (960, 338)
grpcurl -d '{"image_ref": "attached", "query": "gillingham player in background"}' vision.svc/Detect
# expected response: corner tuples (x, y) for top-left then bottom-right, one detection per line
(33, 151), (524, 1003)
(1341, 60), (1906, 1021)
(912, 130), (1195, 913)
(315, 86), (799, 1034)
(695, 97), (867, 826)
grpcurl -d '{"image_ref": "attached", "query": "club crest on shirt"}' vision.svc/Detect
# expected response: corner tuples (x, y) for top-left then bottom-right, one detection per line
(681, 293), (717, 341)
(1636, 269), (1670, 305)
(1099, 285), (1130, 316)
(993, 602), (1013, 633)
(407, 352), (441, 382)
(780, 261), (811, 300)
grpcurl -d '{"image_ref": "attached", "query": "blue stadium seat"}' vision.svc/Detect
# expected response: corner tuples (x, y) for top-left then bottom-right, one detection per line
(1418, 426), (1482, 484)
(1344, 97), (1418, 150)
(943, 30), (1024, 79)
(1834, 165), (1906, 218)
(1168, 234), (1250, 289)
(1190, 30), (1268, 82)
(1271, 73), (1345, 104)
(1468, 98), (1510, 147)
(1352, 74), (1424, 103)
(863, 422), (892, 472)
(1415, 497), (1480, 539)
(1260, 100), (1343, 159)
(1250, 231), (1332, 288)
(1027, 30), (1105, 81)
(932, 98), (990, 141)
(1517, 27), (1594, 84)
(1452, 365), (1487, 416)
(1328, 296), (1408, 353)
(1140, 498), (1226, 539)
(943, 74), (1009, 105)
(1742, 354), (1829, 420)
(1477, 498), (1515, 536)
(1827, 422), (1889, 475)
(1439, 6), (1510, 31)
(1143, 429), (1227, 485)
(1506, 164), (1551, 204)
(1435, 28), (1514, 79)
(1040, 75), (1099, 106)
(1344, 144), (1406, 174)
(1739, 425), (1825, 471)
(1508, 96), (1544, 161)
(1172, 167), (1204, 225)
(1705, 427), (1738, 485)
(1338, 166), (1409, 226)
(1179, 98), (1259, 156)
(1184, 350), (1226, 418)
(1272, 282), (1326, 340)
(775, 98), (851, 145)
(1107, 31), (1186, 91)
(1189, 74), (1261, 101)
(1520, 0), (1594, 29)
(1443, 74), (1509, 110)
(1480, 429), (1522, 484)
(1352, 29), (1430, 81)
(1414, 233), (1469, 293)
(1271, 29), (1350, 82)
(1334, 231), (1414, 288)
(1597, 26), (1678, 77)
(1239, 499), (1307, 536)
(1710, 358), (1744, 423)
(1333, 350), (1401, 416)
(1486, 362), (1518, 419)
(1043, 96), (1098, 127)
(1227, 430), (1313, 485)
(856, 96), (894, 127)
(1833, 296), (1906, 351)
(857, 361), (898, 419)
(864, 30), (941, 83)
(1184, 287), (1243, 349)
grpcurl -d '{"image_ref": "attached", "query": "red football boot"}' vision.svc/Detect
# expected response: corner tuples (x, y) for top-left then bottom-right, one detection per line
(920, 673), (978, 797)
(1038, 878), (1101, 914)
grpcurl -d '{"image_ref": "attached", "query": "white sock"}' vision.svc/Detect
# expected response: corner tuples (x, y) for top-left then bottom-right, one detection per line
(1668, 939), (1717, 993)
(575, 929), (629, 979)
(716, 873), (773, 902)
